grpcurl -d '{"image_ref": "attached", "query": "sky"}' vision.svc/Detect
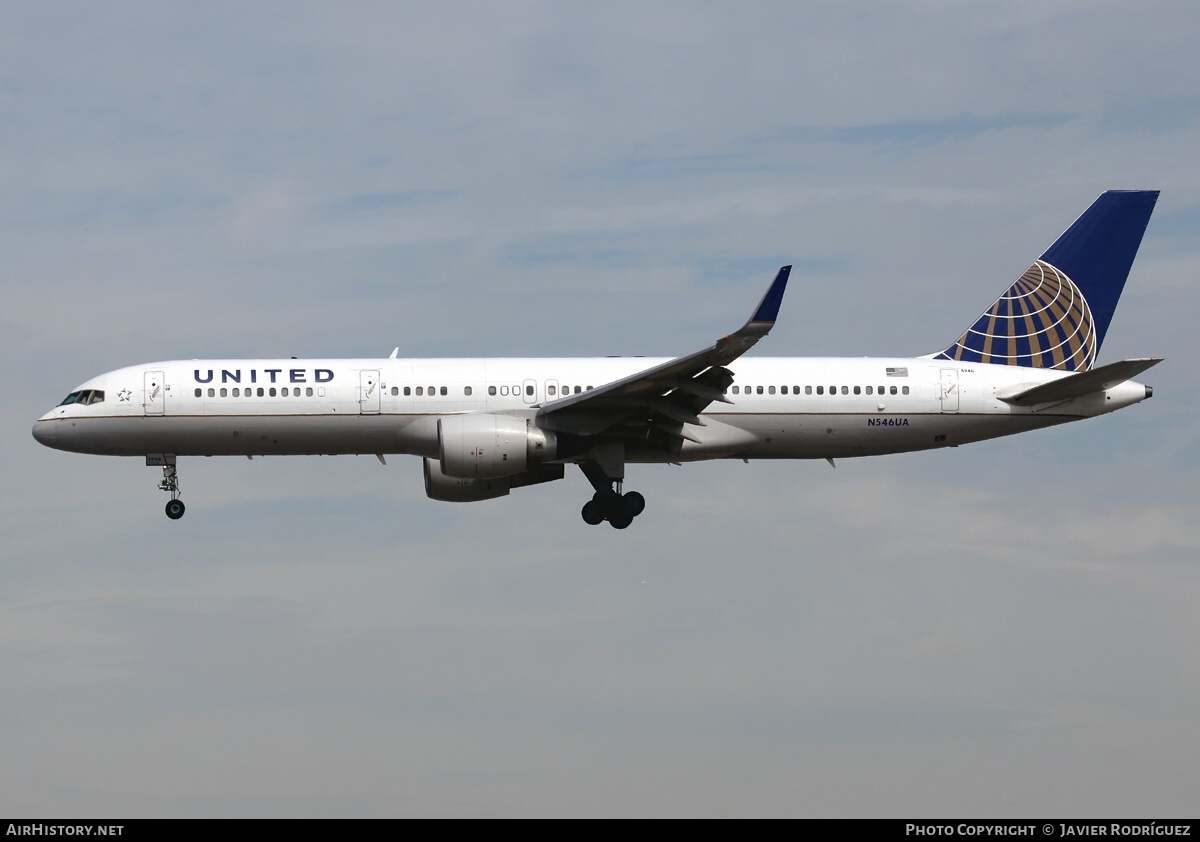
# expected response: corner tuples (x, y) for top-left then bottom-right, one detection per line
(2, 1), (1198, 818)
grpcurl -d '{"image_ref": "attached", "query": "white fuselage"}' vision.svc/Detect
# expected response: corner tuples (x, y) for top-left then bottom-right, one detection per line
(32, 355), (1151, 462)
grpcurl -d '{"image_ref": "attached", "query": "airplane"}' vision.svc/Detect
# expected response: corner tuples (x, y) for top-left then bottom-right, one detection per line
(33, 190), (1161, 528)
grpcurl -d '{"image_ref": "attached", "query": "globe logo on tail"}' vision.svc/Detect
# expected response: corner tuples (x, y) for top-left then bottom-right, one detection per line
(936, 260), (1096, 371)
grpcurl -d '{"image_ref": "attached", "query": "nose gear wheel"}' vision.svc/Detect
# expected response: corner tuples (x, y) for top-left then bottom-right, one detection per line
(158, 464), (185, 520)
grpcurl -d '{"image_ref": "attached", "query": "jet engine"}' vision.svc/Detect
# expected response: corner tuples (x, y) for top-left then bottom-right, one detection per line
(437, 414), (556, 479)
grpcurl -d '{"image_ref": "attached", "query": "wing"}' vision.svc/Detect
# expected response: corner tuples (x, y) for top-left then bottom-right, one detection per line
(535, 266), (791, 442)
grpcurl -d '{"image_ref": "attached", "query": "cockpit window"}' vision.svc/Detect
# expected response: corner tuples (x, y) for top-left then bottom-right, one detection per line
(57, 390), (104, 406)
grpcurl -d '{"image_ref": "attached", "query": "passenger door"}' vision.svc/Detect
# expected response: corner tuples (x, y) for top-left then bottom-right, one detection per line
(144, 370), (165, 416)
(360, 369), (380, 414)
(940, 368), (960, 413)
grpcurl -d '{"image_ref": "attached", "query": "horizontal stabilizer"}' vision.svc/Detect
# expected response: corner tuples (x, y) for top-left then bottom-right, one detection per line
(998, 358), (1162, 406)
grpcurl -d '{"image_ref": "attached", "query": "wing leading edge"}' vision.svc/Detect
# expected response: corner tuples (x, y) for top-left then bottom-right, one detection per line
(536, 266), (791, 439)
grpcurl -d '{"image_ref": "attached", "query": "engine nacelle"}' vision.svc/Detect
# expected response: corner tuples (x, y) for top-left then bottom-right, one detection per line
(423, 458), (565, 503)
(438, 414), (556, 479)
(423, 457), (513, 502)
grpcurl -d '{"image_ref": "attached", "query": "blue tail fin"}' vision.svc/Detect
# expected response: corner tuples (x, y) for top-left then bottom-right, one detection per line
(934, 190), (1158, 371)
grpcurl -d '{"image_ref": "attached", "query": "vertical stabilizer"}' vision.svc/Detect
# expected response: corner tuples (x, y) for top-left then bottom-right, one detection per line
(935, 190), (1158, 371)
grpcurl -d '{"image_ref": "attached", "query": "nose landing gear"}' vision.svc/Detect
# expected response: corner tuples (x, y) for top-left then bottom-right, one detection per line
(150, 455), (186, 519)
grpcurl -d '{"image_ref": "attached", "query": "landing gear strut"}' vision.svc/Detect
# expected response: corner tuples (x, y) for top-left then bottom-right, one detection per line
(578, 461), (645, 529)
(156, 461), (186, 520)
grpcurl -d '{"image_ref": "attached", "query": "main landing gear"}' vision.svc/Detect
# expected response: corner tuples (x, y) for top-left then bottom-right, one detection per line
(581, 489), (645, 529)
(578, 461), (645, 529)
(154, 458), (186, 520)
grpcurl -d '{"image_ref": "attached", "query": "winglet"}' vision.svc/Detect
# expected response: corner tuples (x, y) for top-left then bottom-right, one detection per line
(749, 266), (791, 324)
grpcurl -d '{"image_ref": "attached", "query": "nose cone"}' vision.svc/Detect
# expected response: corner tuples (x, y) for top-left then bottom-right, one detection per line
(32, 418), (57, 447)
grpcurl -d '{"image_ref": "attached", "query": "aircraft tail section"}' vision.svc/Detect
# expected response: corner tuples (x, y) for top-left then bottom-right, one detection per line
(934, 190), (1158, 371)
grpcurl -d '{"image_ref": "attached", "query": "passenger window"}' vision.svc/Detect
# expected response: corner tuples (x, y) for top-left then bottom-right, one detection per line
(440, 386), (448, 396)
(269, 387), (277, 397)
(220, 388), (228, 397)
(756, 386), (763, 395)
(575, 386), (582, 394)
(853, 386), (860, 395)
(488, 386), (496, 396)
(465, 386), (473, 396)
(306, 387), (313, 397)
(902, 386), (910, 395)
(207, 388), (215, 397)
(816, 386), (824, 395)
(500, 385), (509, 396)
(890, 386), (897, 395)
(525, 385), (533, 396)
(840, 386), (848, 395)
(257, 387), (265, 397)
(391, 387), (398, 396)
(548, 385), (556, 396)
(767, 386), (775, 395)
(194, 388), (202, 398)
(416, 386), (424, 396)
(403, 386), (411, 396)
(805, 386), (812, 395)
(866, 386), (873, 395)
